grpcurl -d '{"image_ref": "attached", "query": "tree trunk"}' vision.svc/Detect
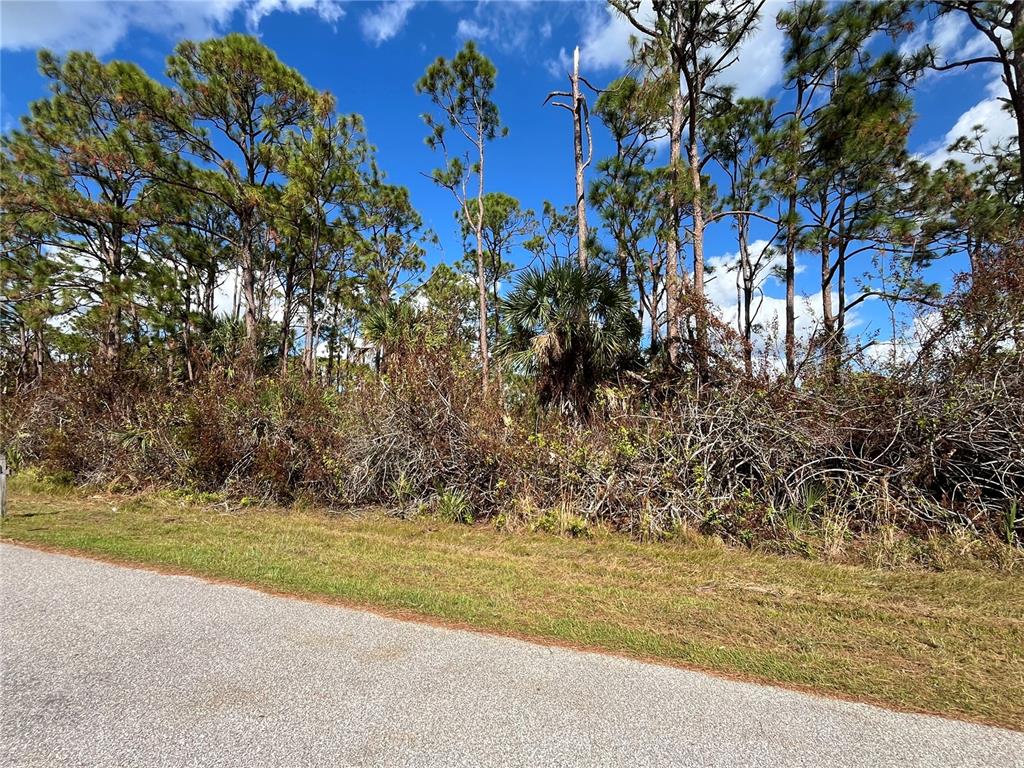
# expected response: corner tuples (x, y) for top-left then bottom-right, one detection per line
(571, 47), (589, 268)
(665, 90), (684, 366)
(614, 139), (629, 288)
(836, 238), (847, 370)
(279, 251), (297, 373)
(1012, 75), (1024, 194)
(475, 137), (491, 396)
(182, 286), (195, 384)
(1005, 1), (1024, 190)
(687, 71), (708, 381)
(784, 80), (805, 379)
(99, 239), (123, 364)
(203, 259), (217, 322)
(17, 325), (28, 385)
(33, 323), (45, 383)
(474, 237), (490, 394)
(326, 292), (340, 385)
(491, 275), (501, 345)
(738, 219), (753, 377)
(820, 192), (836, 379)
(241, 236), (259, 353)
(784, 200), (797, 377)
(231, 266), (241, 323)
(649, 250), (663, 352)
(303, 251), (319, 377)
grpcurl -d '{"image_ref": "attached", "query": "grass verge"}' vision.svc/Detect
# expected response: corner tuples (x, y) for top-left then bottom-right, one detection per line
(2, 485), (1022, 730)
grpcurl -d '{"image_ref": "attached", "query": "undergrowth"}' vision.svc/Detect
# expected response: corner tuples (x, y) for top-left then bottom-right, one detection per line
(3, 343), (1021, 572)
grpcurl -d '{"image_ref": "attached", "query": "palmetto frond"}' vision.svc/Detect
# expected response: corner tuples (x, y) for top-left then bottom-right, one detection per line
(495, 261), (639, 410)
(362, 301), (418, 348)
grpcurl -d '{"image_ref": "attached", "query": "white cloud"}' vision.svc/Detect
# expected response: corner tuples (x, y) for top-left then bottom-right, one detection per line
(930, 13), (971, 57)
(547, 47), (572, 79)
(360, 0), (418, 46)
(863, 337), (914, 368)
(862, 311), (943, 369)
(576, 1), (643, 71)
(704, 239), (779, 313)
(899, 12), (990, 65)
(904, 11), (1015, 170)
(214, 266), (240, 317)
(2, 1), (135, 55)
(920, 84), (1017, 168)
(0, 0), (343, 56)
(454, 0), (548, 54)
(245, 0), (344, 30)
(720, 10), (784, 99)
(456, 18), (489, 40)
(573, 0), (783, 98)
(704, 241), (862, 358)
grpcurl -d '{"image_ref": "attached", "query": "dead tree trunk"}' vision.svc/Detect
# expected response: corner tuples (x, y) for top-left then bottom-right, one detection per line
(545, 46), (594, 268)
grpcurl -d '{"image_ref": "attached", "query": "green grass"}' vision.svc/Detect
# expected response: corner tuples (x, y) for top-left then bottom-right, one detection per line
(2, 485), (1023, 730)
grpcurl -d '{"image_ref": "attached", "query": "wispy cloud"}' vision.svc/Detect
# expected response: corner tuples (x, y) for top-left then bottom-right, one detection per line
(455, 0), (551, 54)
(919, 76), (1017, 168)
(360, 0), (418, 46)
(899, 12), (989, 66)
(570, 0), (784, 98)
(0, 0), (344, 56)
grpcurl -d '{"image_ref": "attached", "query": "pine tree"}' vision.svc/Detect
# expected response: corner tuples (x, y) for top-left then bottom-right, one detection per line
(146, 34), (319, 357)
(417, 41), (507, 396)
(611, 0), (765, 377)
(457, 192), (535, 344)
(1, 51), (168, 364)
(591, 75), (667, 349)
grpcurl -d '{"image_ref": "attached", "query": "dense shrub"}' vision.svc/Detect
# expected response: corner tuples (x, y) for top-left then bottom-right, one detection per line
(4, 333), (1021, 564)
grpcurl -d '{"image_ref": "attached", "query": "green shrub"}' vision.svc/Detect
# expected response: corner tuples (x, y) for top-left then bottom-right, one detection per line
(436, 489), (472, 525)
(532, 508), (590, 538)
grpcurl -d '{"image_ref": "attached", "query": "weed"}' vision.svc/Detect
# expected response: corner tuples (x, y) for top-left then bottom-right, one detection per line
(1005, 500), (1020, 546)
(436, 489), (472, 525)
(532, 506), (590, 538)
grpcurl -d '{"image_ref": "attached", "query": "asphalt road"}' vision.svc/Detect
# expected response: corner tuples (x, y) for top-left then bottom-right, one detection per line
(1, 543), (1021, 768)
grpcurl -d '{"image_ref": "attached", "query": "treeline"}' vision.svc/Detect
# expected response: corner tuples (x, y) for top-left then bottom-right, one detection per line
(1, 1), (1020, 391)
(1, 35), (433, 383)
(1, 1), (1022, 560)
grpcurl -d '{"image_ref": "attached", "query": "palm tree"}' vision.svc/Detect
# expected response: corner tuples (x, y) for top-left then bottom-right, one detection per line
(362, 300), (419, 373)
(495, 261), (640, 412)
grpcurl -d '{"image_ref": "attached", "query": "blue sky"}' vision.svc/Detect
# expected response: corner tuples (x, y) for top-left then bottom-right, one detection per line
(0, 0), (1012, 352)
